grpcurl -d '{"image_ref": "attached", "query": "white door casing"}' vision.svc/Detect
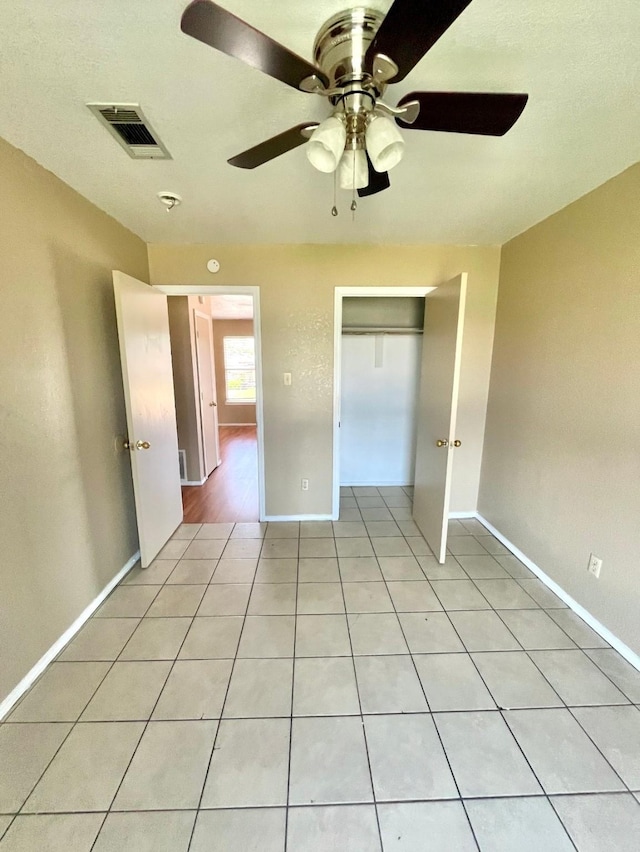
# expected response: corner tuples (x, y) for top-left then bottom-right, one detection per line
(413, 273), (468, 563)
(194, 311), (221, 476)
(113, 271), (183, 567)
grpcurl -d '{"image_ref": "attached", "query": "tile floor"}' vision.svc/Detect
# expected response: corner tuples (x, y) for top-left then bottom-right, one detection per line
(2, 485), (640, 850)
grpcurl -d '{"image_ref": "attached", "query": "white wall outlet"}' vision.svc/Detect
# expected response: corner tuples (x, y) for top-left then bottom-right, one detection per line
(301, 478), (309, 491)
(587, 553), (602, 578)
(283, 373), (292, 386)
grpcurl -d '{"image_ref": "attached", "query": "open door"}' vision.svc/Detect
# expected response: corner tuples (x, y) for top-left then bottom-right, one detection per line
(413, 274), (467, 562)
(194, 311), (221, 477)
(113, 271), (183, 567)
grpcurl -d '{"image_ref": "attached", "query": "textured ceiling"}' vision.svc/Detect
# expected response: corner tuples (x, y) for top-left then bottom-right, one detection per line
(0, 0), (639, 245)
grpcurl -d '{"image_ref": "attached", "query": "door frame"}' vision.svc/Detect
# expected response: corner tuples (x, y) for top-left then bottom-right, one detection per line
(193, 308), (221, 477)
(332, 286), (435, 520)
(154, 284), (266, 522)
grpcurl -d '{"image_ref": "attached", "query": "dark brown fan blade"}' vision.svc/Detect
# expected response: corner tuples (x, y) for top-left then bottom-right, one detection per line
(365, 0), (473, 83)
(228, 123), (319, 169)
(181, 0), (329, 91)
(396, 92), (528, 135)
(358, 154), (390, 197)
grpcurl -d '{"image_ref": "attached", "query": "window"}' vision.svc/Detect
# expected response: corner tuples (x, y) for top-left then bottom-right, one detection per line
(223, 336), (256, 404)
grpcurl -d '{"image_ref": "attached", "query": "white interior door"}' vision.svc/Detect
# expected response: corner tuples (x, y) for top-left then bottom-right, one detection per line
(113, 271), (183, 567)
(413, 274), (468, 562)
(194, 311), (221, 476)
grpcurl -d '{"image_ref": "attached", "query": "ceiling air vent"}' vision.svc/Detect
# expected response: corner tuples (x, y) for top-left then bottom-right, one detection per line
(87, 103), (171, 159)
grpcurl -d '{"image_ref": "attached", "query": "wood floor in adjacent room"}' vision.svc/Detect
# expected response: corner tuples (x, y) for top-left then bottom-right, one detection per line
(182, 425), (259, 523)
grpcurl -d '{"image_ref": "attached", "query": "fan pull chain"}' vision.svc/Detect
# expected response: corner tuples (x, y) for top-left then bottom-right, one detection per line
(331, 167), (338, 217)
(351, 153), (357, 218)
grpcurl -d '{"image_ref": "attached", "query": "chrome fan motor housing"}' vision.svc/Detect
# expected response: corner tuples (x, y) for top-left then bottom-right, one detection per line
(313, 7), (386, 93)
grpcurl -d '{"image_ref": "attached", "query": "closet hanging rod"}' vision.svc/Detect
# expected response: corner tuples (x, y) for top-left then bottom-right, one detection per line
(342, 327), (424, 335)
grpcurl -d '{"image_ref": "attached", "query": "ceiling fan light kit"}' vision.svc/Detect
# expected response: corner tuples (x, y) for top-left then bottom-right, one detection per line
(180, 0), (529, 210)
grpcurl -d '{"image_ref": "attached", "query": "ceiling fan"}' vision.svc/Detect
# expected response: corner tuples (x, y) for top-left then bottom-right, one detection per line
(180, 0), (528, 200)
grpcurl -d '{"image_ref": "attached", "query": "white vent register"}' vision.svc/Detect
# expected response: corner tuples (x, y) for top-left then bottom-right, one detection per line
(87, 103), (171, 159)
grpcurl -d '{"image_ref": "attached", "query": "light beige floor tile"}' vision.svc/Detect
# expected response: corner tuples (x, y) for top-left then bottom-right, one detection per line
(414, 653), (495, 711)
(293, 657), (360, 716)
(237, 616), (295, 658)
(261, 539), (298, 559)
(474, 579), (539, 609)
(434, 711), (542, 797)
(340, 497), (358, 510)
(479, 536), (511, 556)
(504, 708), (625, 793)
(299, 538), (337, 558)
(465, 797), (575, 852)
(390, 507), (412, 521)
(223, 658), (293, 717)
(360, 507), (394, 521)
(377, 555), (423, 581)
(550, 793), (640, 852)
(146, 584), (206, 617)
(495, 554), (535, 579)
(152, 659), (233, 720)
(471, 651), (563, 709)
(0, 723), (72, 812)
(178, 616), (243, 659)
(93, 811), (196, 852)
(365, 521), (401, 537)
(9, 662), (110, 722)
(112, 720), (218, 810)
(289, 716), (373, 805)
(447, 536), (489, 556)
(372, 538), (413, 558)
(386, 581), (442, 612)
(123, 560), (176, 585)
(265, 522), (299, 538)
(81, 661), (171, 721)
(348, 613), (408, 655)
(191, 808), (286, 852)
(295, 615), (352, 657)
(166, 560), (217, 584)
(448, 611), (521, 651)
(343, 581), (394, 613)
(396, 521), (423, 537)
(194, 523), (233, 540)
(247, 583), (296, 615)
(298, 557), (340, 583)
(335, 537), (374, 558)
(119, 618), (191, 660)
(0, 814), (103, 852)
(382, 495), (412, 508)
(23, 722), (144, 812)
(585, 649), (640, 702)
(172, 523), (202, 539)
(230, 522), (267, 539)
(210, 558), (257, 583)
(197, 584), (251, 615)
(352, 487), (380, 497)
(548, 609), (609, 648)
(287, 805), (380, 851)
(355, 655), (427, 713)
(183, 539), (226, 560)
(338, 557), (384, 582)
(254, 558), (298, 583)
(332, 522), (367, 538)
(0, 817), (11, 839)
(356, 496), (386, 508)
(201, 718), (290, 807)
(221, 538), (263, 559)
(417, 556), (467, 580)
(498, 610), (576, 650)
(157, 539), (190, 560)
(459, 519), (491, 536)
(447, 520), (468, 534)
(399, 613), (465, 654)
(516, 578), (568, 608)
(339, 506), (363, 521)
(407, 537), (433, 556)
(529, 650), (628, 705)
(365, 714), (458, 800)
(455, 554), (510, 579)
(95, 585), (160, 618)
(430, 580), (490, 611)
(300, 521), (334, 538)
(58, 618), (139, 661)
(379, 801), (477, 852)
(572, 705), (640, 788)
(297, 583), (345, 614)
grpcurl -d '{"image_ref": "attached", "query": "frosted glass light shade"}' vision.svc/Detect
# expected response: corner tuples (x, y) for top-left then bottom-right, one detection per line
(306, 117), (346, 173)
(338, 149), (368, 189)
(366, 115), (405, 172)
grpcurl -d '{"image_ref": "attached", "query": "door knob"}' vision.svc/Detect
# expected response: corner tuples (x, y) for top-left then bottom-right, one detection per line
(453, 440), (462, 447)
(209, 401), (217, 407)
(436, 439), (448, 448)
(136, 440), (151, 450)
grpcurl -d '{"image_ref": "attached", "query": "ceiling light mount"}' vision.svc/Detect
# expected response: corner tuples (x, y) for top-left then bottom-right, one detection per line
(157, 191), (182, 212)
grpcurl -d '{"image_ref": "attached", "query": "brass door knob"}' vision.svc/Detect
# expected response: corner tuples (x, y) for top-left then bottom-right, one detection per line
(453, 440), (462, 447)
(136, 440), (151, 450)
(209, 401), (217, 407)
(436, 439), (449, 448)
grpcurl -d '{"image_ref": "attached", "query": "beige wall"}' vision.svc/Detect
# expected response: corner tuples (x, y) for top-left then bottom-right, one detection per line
(479, 163), (640, 654)
(148, 243), (501, 516)
(0, 137), (148, 701)
(212, 319), (257, 425)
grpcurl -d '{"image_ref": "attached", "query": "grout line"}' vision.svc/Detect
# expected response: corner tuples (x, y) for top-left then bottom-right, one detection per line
(283, 526), (301, 851)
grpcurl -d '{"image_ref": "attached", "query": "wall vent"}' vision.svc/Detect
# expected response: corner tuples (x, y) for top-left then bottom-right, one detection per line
(87, 103), (171, 159)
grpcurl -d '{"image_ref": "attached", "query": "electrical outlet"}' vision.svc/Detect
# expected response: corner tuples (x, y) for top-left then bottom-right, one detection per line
(587, 553), (602, 578)
(301, 478), (309, 491)
(283, 373), (292, 386)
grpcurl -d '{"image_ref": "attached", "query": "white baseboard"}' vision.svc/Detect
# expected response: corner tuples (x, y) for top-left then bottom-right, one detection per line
(449, 511), (476, 519)
(263, 514), (334, 522)
(475, 513), (640, 673)
(220, 423), (257, 427)
(180, 477), (207, 486)
(0, 550), (140, 721)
